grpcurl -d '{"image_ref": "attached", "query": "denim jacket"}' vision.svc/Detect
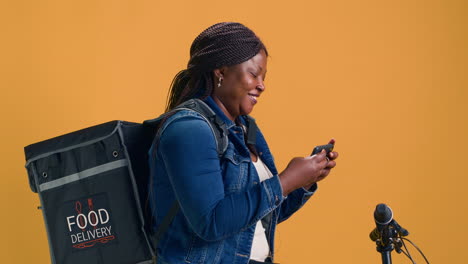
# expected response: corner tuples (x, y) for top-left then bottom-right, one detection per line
(148, 96), (317, 264)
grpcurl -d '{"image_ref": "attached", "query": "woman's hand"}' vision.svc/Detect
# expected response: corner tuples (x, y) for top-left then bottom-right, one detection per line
(279, 139), (339, 196)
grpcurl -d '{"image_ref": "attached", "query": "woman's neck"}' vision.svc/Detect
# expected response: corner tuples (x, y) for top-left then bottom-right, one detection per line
(211, 95), (237, 122)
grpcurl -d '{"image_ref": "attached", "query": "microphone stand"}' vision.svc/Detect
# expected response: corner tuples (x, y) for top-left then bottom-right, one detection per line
(375, 224), (394, 264)
(373, 220), (408, 264)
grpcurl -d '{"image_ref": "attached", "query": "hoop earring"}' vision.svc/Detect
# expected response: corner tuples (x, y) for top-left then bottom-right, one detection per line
(217, 77), (223, 88)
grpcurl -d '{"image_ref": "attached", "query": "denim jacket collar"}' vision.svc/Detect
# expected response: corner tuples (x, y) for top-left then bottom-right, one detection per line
(203, 96), (243, 129)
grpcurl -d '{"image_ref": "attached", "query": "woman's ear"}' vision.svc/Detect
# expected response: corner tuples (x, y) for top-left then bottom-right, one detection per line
(213, 67), (228, 90)
(213, 67), (226, 79)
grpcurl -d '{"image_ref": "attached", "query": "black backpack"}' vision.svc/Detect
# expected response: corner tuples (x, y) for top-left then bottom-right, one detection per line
(24, 99), (228, 264)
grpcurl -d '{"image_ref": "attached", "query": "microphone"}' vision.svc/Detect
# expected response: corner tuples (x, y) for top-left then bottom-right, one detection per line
(370, 203), (393, 241)
(370, 203), (409, 241)
(375, 204), (393, 228)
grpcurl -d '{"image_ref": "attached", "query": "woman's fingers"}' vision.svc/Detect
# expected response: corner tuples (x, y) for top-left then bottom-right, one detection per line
(328, 151), (339, 160)
(319, 168), (331, 179)
(326, 160), (336, 169)
(323, 170), (330, 177)
(318, 150), (329, 167)
(317, 149), (328, 160)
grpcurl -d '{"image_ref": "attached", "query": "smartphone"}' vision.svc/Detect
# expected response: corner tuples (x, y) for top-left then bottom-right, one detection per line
(311, 143), (334, 156)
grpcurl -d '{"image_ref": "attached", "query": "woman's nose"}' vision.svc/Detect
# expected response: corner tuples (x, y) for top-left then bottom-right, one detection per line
(256, 80), (266, 92)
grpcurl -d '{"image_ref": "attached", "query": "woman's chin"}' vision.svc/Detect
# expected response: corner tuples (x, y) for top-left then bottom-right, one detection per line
(240, 106), (254, 116)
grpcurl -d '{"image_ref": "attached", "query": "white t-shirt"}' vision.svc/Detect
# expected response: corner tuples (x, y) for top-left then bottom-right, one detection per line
(250, 157), (273, 261)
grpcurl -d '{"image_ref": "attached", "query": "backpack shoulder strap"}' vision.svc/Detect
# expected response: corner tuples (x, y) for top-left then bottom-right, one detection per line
(243, 115), (258, 146)
(175, 99), (229, 157)
(152, 201), (179, 259)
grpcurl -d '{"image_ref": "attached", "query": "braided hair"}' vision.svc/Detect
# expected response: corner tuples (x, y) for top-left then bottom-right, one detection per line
(165, 22), (268, 111)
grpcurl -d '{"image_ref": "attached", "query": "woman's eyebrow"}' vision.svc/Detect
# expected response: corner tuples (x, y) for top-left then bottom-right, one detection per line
(249, 65), (266, 75)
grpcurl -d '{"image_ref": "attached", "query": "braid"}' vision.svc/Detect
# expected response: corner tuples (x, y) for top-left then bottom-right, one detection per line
(165, 70), (190, 111)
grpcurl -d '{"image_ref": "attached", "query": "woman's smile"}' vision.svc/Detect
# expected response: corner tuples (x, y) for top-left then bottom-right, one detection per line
(248, 93), (259, 104)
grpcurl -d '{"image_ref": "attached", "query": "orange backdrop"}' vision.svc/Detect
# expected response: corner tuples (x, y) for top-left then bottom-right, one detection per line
(1, 0), (467, 263)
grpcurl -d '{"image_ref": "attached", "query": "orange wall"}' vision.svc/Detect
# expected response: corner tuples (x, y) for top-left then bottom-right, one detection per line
(1, 0), (467, 263)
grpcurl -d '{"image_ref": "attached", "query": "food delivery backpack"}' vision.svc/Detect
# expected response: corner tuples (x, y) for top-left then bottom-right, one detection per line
(23, 99), (231, 264)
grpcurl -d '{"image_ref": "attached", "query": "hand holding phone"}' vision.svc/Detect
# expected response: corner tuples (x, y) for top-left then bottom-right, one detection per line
(279, 140), (338, 196)
(311, 143), (334, 156)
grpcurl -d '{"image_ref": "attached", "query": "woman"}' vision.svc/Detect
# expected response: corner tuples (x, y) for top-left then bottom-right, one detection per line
(148, 22), (338, 264)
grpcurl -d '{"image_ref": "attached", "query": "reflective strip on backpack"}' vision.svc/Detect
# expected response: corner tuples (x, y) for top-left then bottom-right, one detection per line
(39, 159), (129, 192)
(136, 260), (154, 264)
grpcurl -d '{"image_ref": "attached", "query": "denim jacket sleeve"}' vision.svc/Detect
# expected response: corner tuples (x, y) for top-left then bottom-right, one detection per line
(277, 184), (318, 223)
(157, 113), (285, 242)
(253, 123), (319, 224)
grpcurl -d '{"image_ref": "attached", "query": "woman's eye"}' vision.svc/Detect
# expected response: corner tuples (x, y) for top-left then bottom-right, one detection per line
(250, 72), (257, 78)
